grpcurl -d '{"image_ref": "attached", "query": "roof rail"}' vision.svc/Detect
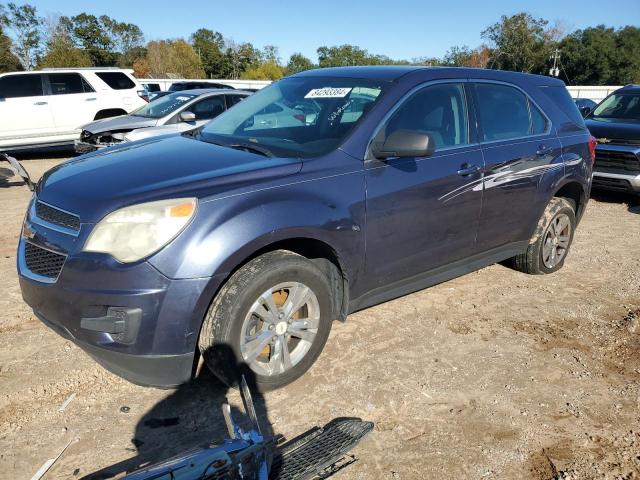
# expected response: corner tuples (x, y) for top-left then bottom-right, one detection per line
(40, 67), (126, 71)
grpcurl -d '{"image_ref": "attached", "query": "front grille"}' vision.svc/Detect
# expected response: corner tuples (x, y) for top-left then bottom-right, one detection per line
(592, 176), (633, 192)
(24, 242), (66, 279)
(35, 200), (80, 231)
(594, 149), (640, 174)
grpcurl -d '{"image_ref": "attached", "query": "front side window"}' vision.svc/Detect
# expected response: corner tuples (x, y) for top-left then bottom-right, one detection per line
(131, 92), (196, 119)
(47, 73), (94, 95)
(0, 74), (43, 98)
(591, 93), (640, 121)
(475, 83), (548, 141)
(225, 95), (245, 107)
(95, 72), (136, 90)
(380, 83), (469, 149)
(201, 76), (388, 158)
(191, 96), (226, 120)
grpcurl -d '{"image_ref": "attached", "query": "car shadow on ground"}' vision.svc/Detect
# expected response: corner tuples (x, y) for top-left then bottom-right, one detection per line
(81, 344), (275, 480)
(590, 189), (639, 215)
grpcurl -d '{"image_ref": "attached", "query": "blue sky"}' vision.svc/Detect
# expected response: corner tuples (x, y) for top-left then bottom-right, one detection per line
(30, 0), (640, 61)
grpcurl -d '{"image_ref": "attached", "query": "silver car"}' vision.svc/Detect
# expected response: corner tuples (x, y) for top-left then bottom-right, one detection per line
(75, 89), (250, 152)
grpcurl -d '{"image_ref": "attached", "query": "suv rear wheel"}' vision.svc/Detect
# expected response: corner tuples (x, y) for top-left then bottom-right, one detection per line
(509, 197), (576, 274)
(199, 250), (333, 391)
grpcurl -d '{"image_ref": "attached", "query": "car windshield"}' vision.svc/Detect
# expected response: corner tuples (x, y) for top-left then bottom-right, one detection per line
(200, 76), (388, 158)
(132, 92), (196, 119)
(591, 93), (640, 121)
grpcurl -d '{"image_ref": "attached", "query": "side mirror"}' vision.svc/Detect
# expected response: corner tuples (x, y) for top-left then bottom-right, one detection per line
(579, 106), (592, 117)
(371, 129), (435, 160)
(180, 111), (196, 122)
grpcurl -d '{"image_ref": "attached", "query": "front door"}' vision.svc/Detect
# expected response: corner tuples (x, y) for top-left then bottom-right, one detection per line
(45, 73), (99, 134)
(364, 82), (484, 289)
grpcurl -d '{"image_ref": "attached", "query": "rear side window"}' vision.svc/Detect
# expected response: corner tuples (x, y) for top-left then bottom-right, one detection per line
(539, 86), (585, 127)
(475, 83), (531, 141)
(530, 103), (548, 134)
(47, 73), (94, 95)
(226, 95), (245, 107)
(95, 72), (136, 90)
(383, 83), (469, 149)
(0, 74), (43, 98)
(191, 96), (225, 120)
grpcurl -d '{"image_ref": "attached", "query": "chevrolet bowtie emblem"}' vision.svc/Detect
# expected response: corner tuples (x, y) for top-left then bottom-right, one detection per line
(597, 138), (612, 144)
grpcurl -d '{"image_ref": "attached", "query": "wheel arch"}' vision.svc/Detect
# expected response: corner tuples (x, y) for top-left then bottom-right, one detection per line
(94, 108), (128, 120)
(552, 180), (588, 222)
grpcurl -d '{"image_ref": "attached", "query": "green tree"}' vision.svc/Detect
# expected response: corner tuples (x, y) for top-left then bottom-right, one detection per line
(146, 39), (205, 78)
(317, 44), (370, 67)
(286, 52), (314, 74)
(0, 21), (22, 72)
(482, 13), (551, 73)
(38, 19), (92, 69)
(65, 13), (116, 66)
(442, 45), (491, 68)
(190, 28), (225, 77)
(559, 26), (618, 85)
(4, 2), (41, 69)
(241, 60), (284, 80)
(224, 40), (261, 79)
(613, 26), (640, 84)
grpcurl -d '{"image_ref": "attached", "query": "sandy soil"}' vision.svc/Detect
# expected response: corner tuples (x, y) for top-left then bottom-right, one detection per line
(0, 157), (639, 480)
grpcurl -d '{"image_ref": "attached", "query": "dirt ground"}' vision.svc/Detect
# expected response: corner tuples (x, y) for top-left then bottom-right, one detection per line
(1, 156), (639, 480)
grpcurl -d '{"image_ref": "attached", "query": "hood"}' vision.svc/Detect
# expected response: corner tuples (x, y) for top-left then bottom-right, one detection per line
(82, 114), (158, 134)
(125, 124), (195, 142)
(585, 117), (640, 144)
(37, 135), (302, 223)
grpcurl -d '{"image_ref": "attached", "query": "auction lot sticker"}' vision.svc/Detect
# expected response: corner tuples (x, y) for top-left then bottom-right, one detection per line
(305, 87), (352, 98)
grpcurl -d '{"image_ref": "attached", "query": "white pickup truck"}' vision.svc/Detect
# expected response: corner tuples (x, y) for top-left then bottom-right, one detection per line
(0, 68), (147, 151)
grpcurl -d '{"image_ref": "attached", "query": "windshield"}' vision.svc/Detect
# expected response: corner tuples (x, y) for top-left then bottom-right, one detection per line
(591, 93), (640, 121)
(200, 76), (388, 158)
(132, 92), (196, 119)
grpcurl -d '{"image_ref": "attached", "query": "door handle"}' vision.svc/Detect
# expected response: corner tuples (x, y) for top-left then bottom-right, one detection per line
(457, 163), (481, 176)
(33, 101), (48, 106)
(536, 145), (552, 156)
(85, 97), (97, 101)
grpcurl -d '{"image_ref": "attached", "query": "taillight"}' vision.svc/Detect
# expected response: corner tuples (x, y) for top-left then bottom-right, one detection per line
(588, 135), (597, 164)
(293, 114), (306, 123)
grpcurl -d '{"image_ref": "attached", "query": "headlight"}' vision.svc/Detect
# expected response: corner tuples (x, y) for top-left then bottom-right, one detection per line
(83, 198), (197, 263)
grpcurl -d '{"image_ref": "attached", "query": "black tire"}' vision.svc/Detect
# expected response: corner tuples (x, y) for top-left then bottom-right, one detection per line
(509, 197), (576, 274)
(198, 250), (333, 391)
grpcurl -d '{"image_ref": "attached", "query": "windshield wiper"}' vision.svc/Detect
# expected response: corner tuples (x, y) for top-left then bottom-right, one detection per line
(229, 143), (274, 157)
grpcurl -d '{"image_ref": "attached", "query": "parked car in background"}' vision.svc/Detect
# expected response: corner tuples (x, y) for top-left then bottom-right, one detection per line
(585, 84), (640, 194)
(17, 67), (593, 390)
(147, 81), (237, 102)
(76, 89), (249, 152)
(0, 68), (146, 151)
(574, 98), (597, 117)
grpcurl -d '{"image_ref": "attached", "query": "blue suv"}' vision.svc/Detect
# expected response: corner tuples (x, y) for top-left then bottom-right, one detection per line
(17, 67), (594, 390)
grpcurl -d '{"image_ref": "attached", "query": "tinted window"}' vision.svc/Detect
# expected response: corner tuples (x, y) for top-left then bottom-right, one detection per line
(95, 72), (136, 90)
(383, 83), (469, 149)
(476, 83), (532, 141)
(191, 96), (225, 120)
(225, 95), (245, 107)
(47, 73), (94, 95)
(0, 74), (43, 98)
(540, 86), (585, 127)
(144, 83), (161, 92)
(530, 102), (548, 134)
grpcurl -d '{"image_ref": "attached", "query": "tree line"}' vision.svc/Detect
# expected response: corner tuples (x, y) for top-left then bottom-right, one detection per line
(1, 4), (639, 85)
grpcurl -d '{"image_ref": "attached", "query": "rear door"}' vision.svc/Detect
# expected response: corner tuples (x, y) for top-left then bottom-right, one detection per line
(45, 73), (98, 133)
(471, 81), (561, 252)
(0, 73), (55, 143)
(364, 81), (484, 288)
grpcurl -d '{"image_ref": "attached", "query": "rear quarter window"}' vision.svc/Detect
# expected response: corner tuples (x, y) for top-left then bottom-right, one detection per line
(95, 72), (136, 90)
(0, 74), (43, 98)
(539, 86), (585, 128)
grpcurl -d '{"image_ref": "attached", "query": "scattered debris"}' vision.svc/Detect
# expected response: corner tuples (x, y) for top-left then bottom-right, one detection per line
(30, 439), (73, 480)
(58, 393), (76, 412)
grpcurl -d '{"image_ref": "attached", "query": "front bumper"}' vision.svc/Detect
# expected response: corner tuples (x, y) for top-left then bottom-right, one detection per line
(592, 171), (640, 193)
(593, 144), (640, 193)
(17, 203), (215, 387)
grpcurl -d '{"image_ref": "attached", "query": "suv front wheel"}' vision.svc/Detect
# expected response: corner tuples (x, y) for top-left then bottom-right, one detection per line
(509, 197), (577, 274)
(199, 250), (333, 391)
